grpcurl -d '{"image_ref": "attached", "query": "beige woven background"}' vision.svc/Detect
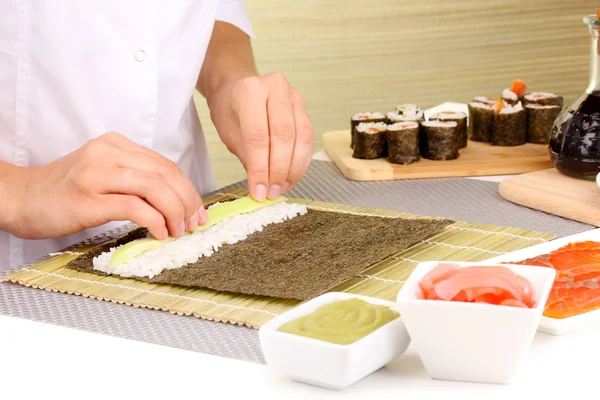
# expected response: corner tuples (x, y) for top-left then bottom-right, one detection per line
(194, 0), (593, 187)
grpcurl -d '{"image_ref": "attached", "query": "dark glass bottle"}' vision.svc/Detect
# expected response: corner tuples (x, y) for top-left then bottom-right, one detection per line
(549, 15), (600, 180)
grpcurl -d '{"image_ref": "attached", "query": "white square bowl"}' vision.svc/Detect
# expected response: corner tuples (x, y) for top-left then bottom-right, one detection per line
(395, 261), (556, 385)
(258, 292), (411, 390)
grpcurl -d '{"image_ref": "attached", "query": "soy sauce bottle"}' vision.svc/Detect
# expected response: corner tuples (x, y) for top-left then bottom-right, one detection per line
(549, 15), (600, 180)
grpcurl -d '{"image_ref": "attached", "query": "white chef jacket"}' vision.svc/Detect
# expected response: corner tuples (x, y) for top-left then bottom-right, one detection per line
(0, 1), (254, 272)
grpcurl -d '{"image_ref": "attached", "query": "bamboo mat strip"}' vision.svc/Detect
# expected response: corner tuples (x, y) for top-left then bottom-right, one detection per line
(2, 188), (556, 329)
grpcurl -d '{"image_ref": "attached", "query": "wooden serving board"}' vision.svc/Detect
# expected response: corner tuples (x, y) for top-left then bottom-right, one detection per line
(322, 130), (553, 181)
(498, 168), (600, 227)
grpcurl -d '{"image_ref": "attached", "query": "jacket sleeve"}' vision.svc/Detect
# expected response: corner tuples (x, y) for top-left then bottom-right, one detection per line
(215, 0), (255, 38)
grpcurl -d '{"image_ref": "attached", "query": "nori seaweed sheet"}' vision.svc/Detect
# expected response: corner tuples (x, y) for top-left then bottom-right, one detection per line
(526, 105), (561, 144)
(386, 126), (420, 164)
(421, 123), (459, 160)
(351, 116), (385, 148)
(66, 210), (454, 300)
(523, 94), (564, 108)
(353, 130), (387, 159)
(468, 103), (494, 142)
(492, 109), (527, 146)
(430, 114), (468, 149)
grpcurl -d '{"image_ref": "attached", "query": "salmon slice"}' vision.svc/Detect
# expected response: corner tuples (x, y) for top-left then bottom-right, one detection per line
(544, 286), (600, 319)
(510, 79), (527, 98)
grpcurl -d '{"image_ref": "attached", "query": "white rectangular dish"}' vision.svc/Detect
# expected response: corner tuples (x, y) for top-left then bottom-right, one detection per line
(486, 228), (600, 335)
(258, 292), (411, 390)
(396, 261), (556, 384)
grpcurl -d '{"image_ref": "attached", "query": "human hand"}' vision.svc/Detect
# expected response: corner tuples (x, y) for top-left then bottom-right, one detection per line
(2, 132), (206, 240)
(207, 72), (314, 201)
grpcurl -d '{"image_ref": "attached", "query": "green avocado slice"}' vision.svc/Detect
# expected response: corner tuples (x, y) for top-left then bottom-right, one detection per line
(107, 195), (287, 269)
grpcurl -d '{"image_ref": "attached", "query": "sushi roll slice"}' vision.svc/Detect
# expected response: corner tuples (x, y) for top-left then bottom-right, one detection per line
(420, 120), (459, 160)
(523, 92), (564, 108)
(472, 96), (497, 106)
(429, 111), (468, 148)
(353, 122), (387, 159)
(386, 111), (424, 125)
(501, 89), (519, 106)
(526, 104), (561, 144)
(392, 104), (425, 123)
(502, 79), (528, 106)
(350, 112), (385, 148)
(491, 100), (527, 146)
(468, 102), (494, 142)
(385, 121), (420, 164)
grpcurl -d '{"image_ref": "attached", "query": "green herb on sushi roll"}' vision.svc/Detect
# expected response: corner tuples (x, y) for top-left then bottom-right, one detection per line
(350, 112), (385, 148)
(352, 122), (387, 159)
(523, 92), (564, 108)
(385, 122), (420, 164)
(429, 111), (468, 149)
(420, 120), (459, 160)
(468, 102), (494, 142)
(526, 104), (561, 144)
(491, 100), (527, 146)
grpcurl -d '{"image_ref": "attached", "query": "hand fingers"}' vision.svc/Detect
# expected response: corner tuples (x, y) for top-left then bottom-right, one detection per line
(94, 167), (186, 237)
(113, 149), (206, 230)
(235, 78), (270, 202)
(265, 73), (295, 200)
(284, 87), (314, 193)
(98, 133), (206, 229)
(92, 194), (168, 240)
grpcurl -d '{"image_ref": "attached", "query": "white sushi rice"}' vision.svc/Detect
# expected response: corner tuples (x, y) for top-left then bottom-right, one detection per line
(431, 111), (466, 120)
(421, 120), (457, 128)
(472, 97), (496, 105)
(356, 121), (387, 133)
(93, 202), (308, 279)
(469, 101), (493, 109)
(352, 111), (385, 121)
(524, 92), (559, 101)
(387, 121), (419, 131)
(502, 89), (518, 101)
(499, 101), (524, 114)
(525, 104), (560, 109)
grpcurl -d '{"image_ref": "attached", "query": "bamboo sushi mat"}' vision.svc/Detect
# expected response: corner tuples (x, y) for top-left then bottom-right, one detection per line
(0, 161), (593, 363)
(2, 186), (558, 329)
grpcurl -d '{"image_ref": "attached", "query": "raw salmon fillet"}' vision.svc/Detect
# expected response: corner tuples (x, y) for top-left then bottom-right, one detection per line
(510, 241), (600, 319)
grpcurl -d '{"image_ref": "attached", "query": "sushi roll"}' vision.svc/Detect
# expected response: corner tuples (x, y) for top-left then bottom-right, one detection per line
(501, 89), (519, 106)
(468, 102), (494, 142)
(429, 111), (468, 148)
(420, 120), (459, 160)
(386, 111), (424, 125)
(385, 121), (420, 164)
(491, 100), (527, 146)
(523, 92), (564, 108)
(526, 104), (561, 144)
(472, 96), (497, 106)
(352, 122), (387, 159)
(392, 104), (425, 123)
(350, 112), (385, 148)
(502, 79), (527, 106)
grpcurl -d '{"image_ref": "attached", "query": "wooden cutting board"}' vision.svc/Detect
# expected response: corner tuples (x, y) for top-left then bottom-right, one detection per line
(498, 168), (600, 227)
(322, 130), (554, 181)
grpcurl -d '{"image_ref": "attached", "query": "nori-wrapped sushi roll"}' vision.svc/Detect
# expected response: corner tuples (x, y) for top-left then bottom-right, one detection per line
(429, 111), (468, 149)
(385, 122), (420, 164)
(472, 96), (497, 106)
(501, 89), (519, 106)
(523, 92), (564, 108)
(526, 104), (561, 144)
(392, 104), (425, 123)
(468, 102), (494, 142)
(353, 122), (387, 159)
(491, 101), (527, 146)
(420, 120), (459, 160)
(350, 112), (385, 148)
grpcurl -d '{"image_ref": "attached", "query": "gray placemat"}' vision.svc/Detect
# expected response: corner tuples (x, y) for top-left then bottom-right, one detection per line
(0, 160), (593, 364)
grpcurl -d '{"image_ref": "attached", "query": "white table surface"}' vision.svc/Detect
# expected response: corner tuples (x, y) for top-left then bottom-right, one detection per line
(2, 102), (592, 399)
